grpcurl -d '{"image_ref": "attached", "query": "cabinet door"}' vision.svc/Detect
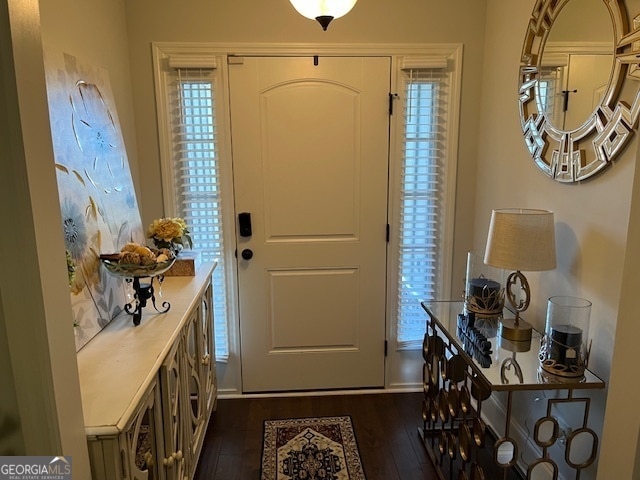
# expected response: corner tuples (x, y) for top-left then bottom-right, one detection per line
(87, 379), (165, 480)
(184, 305), (206, 473)
(200, 282), (216, 414)
(159, 339), (187, 480)
(87, 436), (124, 480)
(123, 379), (165, 480)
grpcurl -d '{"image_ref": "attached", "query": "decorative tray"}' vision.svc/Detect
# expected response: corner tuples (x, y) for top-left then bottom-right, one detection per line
(100, 255), (176, 278)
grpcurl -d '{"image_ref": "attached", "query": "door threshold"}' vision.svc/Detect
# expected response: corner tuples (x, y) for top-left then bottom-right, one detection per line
(218, 386), (421, 400)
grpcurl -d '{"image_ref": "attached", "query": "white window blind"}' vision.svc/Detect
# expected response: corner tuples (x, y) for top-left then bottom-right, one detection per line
(396, 67), (449, 349)
(538, 66), (563, 127)
(169, 67), (230, 361)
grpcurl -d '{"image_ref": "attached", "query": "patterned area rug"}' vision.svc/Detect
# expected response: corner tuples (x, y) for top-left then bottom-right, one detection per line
(261, 416), (366, 480)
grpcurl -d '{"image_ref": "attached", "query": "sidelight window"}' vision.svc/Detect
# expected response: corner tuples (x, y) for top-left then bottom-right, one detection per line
(390, 56), (459, 350)
(538, 66), (564, 128)
(155, 58), (233, 362)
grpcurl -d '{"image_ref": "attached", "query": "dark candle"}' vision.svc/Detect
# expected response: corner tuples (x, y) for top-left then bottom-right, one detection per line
(550, 324), (583, 367)
(468, 277), (501, 298)
(466, 277), (502, 316)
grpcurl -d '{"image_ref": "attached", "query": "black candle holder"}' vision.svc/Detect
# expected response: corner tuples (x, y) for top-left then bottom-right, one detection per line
(124, 276), (170, 326)
(100, 256), (176, 326)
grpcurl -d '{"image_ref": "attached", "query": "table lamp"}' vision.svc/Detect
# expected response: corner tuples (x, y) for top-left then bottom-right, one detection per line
(483, 208), (556, 344)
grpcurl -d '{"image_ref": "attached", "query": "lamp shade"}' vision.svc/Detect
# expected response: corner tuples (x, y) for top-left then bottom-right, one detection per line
(289, 0), (358, 21)
(484, 208), (556, 272)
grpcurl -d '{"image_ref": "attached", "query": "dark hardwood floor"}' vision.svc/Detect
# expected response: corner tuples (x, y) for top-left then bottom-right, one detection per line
(193, 391), (437, 480)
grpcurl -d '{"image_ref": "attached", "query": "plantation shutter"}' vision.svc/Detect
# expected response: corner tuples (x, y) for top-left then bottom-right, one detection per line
(396, 58), (450, 349)
(168, 59), (230, 361)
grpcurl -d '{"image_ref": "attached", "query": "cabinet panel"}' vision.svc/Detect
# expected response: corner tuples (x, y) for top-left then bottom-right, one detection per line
(88, 436), (122, 480)
(160, 339), (187, 480)
(200, 283), (216, 414)
(88, 379), (164, 480)
(184, 306), (206, 474)
(123, 379), (164, 480)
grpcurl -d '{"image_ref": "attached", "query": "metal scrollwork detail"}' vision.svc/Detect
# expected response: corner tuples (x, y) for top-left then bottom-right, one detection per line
(500, 353), (524, 384)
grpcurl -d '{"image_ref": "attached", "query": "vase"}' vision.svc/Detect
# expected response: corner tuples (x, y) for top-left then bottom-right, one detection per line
(539, 296), (592, 378)
(152, 239), (183, 257)
(171, 243), (183, 257)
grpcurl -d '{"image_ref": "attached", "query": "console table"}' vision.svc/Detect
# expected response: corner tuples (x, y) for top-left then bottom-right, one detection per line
(419, 301), (605, 480)
(77, 262), (217, 480)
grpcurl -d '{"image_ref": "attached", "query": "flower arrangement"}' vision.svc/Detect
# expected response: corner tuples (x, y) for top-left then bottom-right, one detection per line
(147, 217), (193, 253)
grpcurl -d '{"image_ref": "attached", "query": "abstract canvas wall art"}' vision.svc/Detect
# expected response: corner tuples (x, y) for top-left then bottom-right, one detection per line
(45, 52), (144, 351)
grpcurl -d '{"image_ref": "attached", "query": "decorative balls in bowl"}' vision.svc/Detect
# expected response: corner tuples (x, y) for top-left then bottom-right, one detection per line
(100, 242), (176, 278)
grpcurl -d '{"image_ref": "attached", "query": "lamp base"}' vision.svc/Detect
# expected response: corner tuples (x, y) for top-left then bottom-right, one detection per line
(500, 336), (532, 353)
(499, 317), (533, 343)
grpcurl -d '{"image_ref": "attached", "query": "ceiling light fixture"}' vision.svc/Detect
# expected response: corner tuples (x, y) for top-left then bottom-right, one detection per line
(289, 0), (358, 31)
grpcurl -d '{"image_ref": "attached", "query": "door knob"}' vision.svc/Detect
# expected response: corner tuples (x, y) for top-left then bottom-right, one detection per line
(241, 249), (253, 260)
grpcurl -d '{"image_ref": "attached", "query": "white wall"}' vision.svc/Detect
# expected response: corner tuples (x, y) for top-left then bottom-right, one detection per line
(1, 0), (91, 477)
(599, 141), (640, 478)
(0, 301), (22, 455)
(39, 0), (141, 193)
(1, 0), (141, 477)
(477, 0), (640, 477)
(0, 2), (26, 457)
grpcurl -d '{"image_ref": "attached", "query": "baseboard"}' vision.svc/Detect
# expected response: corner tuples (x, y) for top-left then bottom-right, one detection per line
(218, 386), (421, 400)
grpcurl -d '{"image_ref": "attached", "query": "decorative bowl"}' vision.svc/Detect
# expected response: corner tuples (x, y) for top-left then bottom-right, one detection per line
(100, 256), (176, 278)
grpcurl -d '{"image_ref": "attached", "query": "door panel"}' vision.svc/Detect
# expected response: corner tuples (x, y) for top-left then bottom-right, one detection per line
(229, 56), (390, 392)
(563, 54), (612, 130)
(268, 268), (359, 349)
(262, 81), (360, 239)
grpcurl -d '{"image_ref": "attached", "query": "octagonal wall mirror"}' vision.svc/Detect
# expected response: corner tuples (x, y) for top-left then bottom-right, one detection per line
(518, 0), (640, 182)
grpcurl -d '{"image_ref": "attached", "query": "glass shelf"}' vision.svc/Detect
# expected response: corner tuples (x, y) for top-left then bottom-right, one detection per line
(421, 301), (605, 391)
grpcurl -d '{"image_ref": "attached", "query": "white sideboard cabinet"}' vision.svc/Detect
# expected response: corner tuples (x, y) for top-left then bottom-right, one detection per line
(77, 262), (217, 480)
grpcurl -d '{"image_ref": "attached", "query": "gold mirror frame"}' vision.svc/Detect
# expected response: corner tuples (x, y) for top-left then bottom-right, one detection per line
(518, 0), (640, 182)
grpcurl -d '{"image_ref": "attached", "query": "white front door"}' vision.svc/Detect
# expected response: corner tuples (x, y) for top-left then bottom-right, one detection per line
(563, 54), (613, 131)
(229, 56), (391, 392)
